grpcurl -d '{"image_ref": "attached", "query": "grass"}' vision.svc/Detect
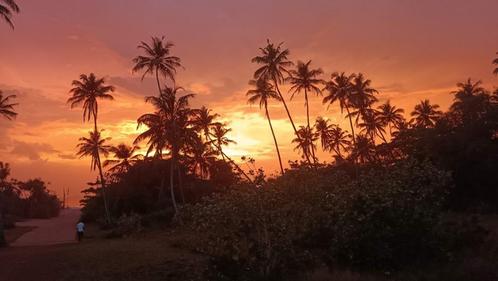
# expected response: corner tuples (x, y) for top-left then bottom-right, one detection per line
(1, 215), (498, 281)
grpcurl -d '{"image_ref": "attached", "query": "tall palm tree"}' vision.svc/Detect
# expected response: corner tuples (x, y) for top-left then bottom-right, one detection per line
(358, 111), (387, 144)
(347, 73), (378, 126)
(192, 107), (252, 182)
(292, 126), (318, 161)
(0, 91), (17, 120)
(103, 144), (143, 175)
(251, 40), (312, 165)
(0, 0), (19, 29)
(493, 52), (498, 76)
(350, 134), (376, 164)
(68, 73), (115, 132)
(76, 130), (112, 223)
(287, 60), (324, 163)
(410, 99), (443, 128)
(135, 86), (194, 214)
(247, 78), (284, 174)
(132, 36), (182, 93)
(377, 100), (405, 137)
(323, 72), (357, 143)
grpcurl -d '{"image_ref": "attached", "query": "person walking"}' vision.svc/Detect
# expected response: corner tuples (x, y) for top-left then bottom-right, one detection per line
(76, 221), (85, 242)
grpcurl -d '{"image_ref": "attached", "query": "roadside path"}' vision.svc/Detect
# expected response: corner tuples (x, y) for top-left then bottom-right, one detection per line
(11, 208), (80, 247)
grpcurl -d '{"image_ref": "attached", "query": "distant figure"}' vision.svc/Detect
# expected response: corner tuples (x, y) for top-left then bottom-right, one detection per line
(76, 221), (85, 242)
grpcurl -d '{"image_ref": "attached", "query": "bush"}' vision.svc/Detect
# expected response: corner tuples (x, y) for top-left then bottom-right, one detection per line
(106, 213), (143, 238)
(180, 160), (453, 279)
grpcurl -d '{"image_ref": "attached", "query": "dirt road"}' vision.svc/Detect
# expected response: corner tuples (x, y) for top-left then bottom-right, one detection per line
(11, 208), (81, 247)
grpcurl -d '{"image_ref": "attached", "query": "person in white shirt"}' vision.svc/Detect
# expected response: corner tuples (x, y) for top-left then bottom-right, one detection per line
(76, 221), (85, 242)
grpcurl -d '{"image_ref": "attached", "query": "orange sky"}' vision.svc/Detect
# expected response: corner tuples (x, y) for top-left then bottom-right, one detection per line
(1, 0), (497, 205)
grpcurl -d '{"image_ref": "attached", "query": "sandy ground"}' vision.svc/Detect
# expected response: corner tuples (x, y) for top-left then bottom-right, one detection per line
(11, 208), (81, 247)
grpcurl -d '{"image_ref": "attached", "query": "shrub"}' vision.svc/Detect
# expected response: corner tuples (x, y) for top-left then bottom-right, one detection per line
(180, 160), (453, 279)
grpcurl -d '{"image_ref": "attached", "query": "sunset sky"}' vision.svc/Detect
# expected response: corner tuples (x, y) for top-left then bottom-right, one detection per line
(1, 0), (497, 205)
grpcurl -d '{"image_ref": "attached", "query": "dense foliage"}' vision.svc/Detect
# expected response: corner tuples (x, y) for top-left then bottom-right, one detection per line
(179, 160), (452, 280)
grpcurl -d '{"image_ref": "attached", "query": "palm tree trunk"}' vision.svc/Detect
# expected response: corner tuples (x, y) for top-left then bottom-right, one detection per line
(305, 89), (317, 164)
(96, 155), (111, 224)
(273, 80), (312, 166)
(177, 167), (185, 204)
(169, 155), (179, 215)
(345, 105), (356, 144)
(265, 103), (284, 175)
(155, 68), (162, 94)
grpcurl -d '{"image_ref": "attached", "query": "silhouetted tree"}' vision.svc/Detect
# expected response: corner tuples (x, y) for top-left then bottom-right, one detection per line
(350, 134), (376, 164)
(347, 73), (378, 126)
(287, 60), (324, 162)
(251, 40), (312, 165)
(247, 78), (284, 174)
(323, 72), (357, 143)
(377, 100), (405, 137)
(68, 73), (115, 132)
(450, 78), (489, 124)
(192, 107), (252, 182)
(358, 111), (387, 144)
(132, 36), (182, 93)
(410, 99), (442, 128)
(136, 86), (195, 214)
(0, 91), (17, 120)
(0, 0), (19, 29)
(103, 144), (143, 176)
(77, 130), (112, 223)
(184, 136), (217, 179)
(292, 126), (318, 161)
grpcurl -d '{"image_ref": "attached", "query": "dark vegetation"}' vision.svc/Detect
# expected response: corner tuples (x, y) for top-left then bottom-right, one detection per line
(64, 38), (498, 280)
(0, 162), (61, 246)
(1, 5), (498, 278)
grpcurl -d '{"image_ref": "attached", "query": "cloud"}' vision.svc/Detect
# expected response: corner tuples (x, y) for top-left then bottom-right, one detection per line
(58, 153), (77, 160)
(10, 141), (59, 161)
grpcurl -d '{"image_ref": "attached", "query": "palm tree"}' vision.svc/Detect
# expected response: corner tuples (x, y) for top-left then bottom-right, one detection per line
(314, 117), (334, 152)
(76, 130), (112, 223)
(450, 78), (490, 122)
(193, 106), (221, 142)
(377, 100), (405, 137)
(0, 0), (19, 29)
(410, 99), (443, 128)
(358, 111), (387, 144)
(192, 107), (252, 182)
(323, 72), (357, 143)
(135, 86), (194, 214)
(247, 78), (284, 174)
(251, 40), (312, 165)
(292, 126), (318, 161)
(68, 73), (115, 132)
(287, 60), (324, 163)
(493, 52), (498, 76)
(350, 134), (376, 164)
(347, 73), (379, 126)
(132, 36), (182, 93)
(210, 123), (236, 162)
(328, 125), (352, 160)
(184, 136), (217, 179)
(0, 91), (17, 120)
(103, 144), (143, 175)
